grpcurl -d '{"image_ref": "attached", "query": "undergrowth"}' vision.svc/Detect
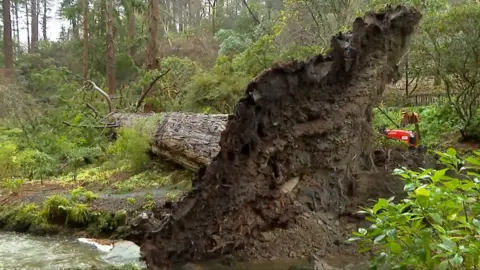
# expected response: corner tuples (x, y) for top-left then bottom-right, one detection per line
(350, 148), (480, 269)
(0, 192), (127, 236)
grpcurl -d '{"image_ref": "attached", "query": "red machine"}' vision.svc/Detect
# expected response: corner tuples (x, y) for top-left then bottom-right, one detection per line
(381, 128), (417, 148)
(377, 109), (426, 152)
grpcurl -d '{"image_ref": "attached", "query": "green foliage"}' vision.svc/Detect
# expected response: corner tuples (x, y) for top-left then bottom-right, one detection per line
(417, 3), (480, 139)
(214, 29), (253, 56)
(127, 197), (136, 206)
(107, 127), (151, 172)
(180, 56), (249, 113)
(70, 187), (99, 202)
(142, 193), (154, 210)
(1, 178), (25, 194)
(232, 34), (277, 78)
(349, 148), (480, 269)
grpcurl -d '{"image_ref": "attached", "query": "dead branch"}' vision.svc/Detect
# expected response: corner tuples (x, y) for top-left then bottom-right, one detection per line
(135, 69), (170, 112)
(62, 121), (119, 129)
(65, 70), (113, 113)
(86, 103), (99, 117)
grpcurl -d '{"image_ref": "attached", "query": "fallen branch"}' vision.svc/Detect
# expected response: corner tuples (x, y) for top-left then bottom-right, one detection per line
(86, 103), (99, 117)
(135, 69), (170, 112)
(62, 121), (119, 129)
(65, 70), (113, 113)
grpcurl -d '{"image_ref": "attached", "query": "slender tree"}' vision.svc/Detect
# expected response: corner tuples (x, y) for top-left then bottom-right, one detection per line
(82, 0), (88, 78)
(3, 0), (14, 73)
(14, 0), (20, 48)
(25, 0), (31, 51)
(106, 0), (115, 95)
(147, 0), (159, 70)
(31, 0), (39, 52)
(42, 0), (48, 40)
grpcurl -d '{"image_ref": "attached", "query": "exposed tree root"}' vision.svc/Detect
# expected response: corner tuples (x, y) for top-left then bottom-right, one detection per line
(140, 5), (422, 269)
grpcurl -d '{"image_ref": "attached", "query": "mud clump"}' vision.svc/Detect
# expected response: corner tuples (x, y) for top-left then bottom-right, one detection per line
(141, 5), (423, 269)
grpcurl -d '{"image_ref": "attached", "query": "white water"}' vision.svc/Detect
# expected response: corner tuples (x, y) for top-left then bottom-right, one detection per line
(0, 232), (144, 269)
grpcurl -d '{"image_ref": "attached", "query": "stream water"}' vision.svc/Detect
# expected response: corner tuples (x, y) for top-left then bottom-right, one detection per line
(0, 232), (368, 269)
(0, 232), (144, 269)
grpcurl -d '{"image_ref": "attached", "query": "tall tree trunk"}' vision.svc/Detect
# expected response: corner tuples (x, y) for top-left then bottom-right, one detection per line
(147, 0), (159, 71)
(30, 0), (38, 52)
(128, 8), (136, 57)
(42, 0), (47, 40)
(25, 0), (31, 51)
(82, 0), (89, 79)
(2, 0), (14, 74)
(14, 0), (20, 48)
(106, 0), (115, 95)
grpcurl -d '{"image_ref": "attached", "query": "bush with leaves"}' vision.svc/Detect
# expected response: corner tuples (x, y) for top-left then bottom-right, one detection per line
(349, 148), (480, 269)
(416, 3), (480, 140)
(106, 127), (152, 172)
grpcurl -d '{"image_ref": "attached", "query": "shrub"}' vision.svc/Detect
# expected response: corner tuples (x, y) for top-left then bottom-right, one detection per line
(349, 148), (480, 269)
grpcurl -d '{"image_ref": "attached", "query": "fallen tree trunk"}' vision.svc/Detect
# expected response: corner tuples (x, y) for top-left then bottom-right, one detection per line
(140, 5), (422, 269)
(110, 112), (228, 171)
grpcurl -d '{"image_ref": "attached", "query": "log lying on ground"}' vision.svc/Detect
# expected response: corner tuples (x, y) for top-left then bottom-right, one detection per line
(140, 5), (422, 269)
(110, 112), (228, 171)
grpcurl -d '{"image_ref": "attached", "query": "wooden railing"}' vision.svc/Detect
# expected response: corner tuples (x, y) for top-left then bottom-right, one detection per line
(382, 93), (453, 107)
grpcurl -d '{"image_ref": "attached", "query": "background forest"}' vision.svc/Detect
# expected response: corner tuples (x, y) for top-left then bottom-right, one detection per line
(0, 0), (478, 189)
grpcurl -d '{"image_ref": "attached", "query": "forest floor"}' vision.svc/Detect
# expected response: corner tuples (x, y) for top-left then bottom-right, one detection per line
(0, 180), (174, 213)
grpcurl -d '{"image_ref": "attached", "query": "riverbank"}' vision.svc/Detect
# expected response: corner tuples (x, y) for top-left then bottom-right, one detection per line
(0, 164), (191, 239)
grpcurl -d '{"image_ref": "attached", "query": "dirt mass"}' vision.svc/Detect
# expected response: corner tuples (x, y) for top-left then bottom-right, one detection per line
(139, 5), (423, 269)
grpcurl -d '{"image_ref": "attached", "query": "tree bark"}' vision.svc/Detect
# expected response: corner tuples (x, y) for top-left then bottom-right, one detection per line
(42, 0), (47, 40)
(82, 0), (89, 79)
(140, 5), (423, 269)
(14, 0), (20, 51)
(25, 0), (31, 51)
(147, 0), (159, 71)
(2, 0), (14, 73)
(127, 8), (136, 58)
(31, 0), (38, 52)
(106, 0), (115, 95)
(111, 112), (228, 172)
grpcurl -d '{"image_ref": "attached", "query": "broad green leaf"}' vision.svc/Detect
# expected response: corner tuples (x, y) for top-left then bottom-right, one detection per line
(388, 241), (402, 254)
(415, 187), (431, 197)
(358, 228), (367, 235)
(431, 168), (448, 182)
(404, 183), (416, 192)
(374, 234), (386, 244)
(438, 260), (450, 270)
(446, 148), (457, 157)
(428, 213), (443, 224)
(465, 156), (480, 166)
(438, 236), (456, 252)
(373, 198), (388, 214)
(450, 254), (463, 266)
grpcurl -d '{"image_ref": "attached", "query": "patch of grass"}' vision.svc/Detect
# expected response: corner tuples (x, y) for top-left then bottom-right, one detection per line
(70, 187), (99, 202)
(1, 178), (25, 194)
(113, 169), (192, 193)
(165, 189), (186, 202)
(58, 166), (125, 184)
(142, 193), (154, 210)
(127, 197), (136, 206)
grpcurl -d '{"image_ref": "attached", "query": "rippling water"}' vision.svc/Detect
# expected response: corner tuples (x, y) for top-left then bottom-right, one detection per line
(0, 232), (142, 269)
(0, 232), (367, 270)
